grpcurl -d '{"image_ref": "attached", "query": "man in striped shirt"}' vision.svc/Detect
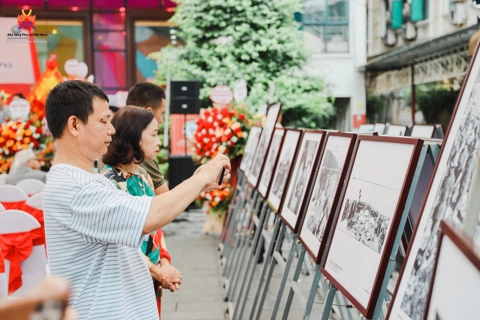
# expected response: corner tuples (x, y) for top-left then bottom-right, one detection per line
(43, 81), (230, 319)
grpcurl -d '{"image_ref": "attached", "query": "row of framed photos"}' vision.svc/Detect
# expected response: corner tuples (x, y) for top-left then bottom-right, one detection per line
(359, 122), (444, 139)
(239, 49), (480, 319)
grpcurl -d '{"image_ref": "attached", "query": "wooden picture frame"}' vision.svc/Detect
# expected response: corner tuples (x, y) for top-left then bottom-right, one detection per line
(387, 41), (480, 320)
(321, 135), (423, 318)
(239, 126), (262, 173)
(257, 128), (285, 199)
(298, 133), (357, 264)
(386, 124), (407, 136)
(410, 125), (436, 138)
(247, 103), (282, 187)
(279, 130), (326, 233)
(424, 221), (480, 320)
(266, 129), (303, 213)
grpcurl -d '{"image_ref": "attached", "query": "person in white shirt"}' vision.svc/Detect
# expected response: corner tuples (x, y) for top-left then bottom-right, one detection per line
(43, 80), (230, 320)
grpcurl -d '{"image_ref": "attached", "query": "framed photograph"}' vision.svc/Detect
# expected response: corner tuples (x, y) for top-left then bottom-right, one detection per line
(257, 128), (285, 199)
(299, 133), (357, 264)
(239, 126), (262, 173)
(387, 42), (480, 320)
(247, 103), (282, 187)
(374, 123), (387, 135)
(280, 130), (326, 233)
(267, 129), (303, 213)
(359, 124), (375, 133)
(386, 124), (407, 136)
(321, 135), (423, 318)
(424, 221), (480, 320)
(410, 125), (436, 138)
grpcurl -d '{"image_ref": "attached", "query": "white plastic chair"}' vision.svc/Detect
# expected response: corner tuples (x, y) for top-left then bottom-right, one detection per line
(0, 249), (6, 299)
(0, 185), (29, 203)
(25, 193), (43, 211)
(15, 179), (45, 196)
(0, 175), (6, 185)
(0, 210), (47, 296)
(0, 203), (5, 212)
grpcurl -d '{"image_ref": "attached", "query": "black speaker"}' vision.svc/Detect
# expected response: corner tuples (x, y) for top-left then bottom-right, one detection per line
(170, 98), (200, 114)
(170, 80), (201, 114)
(168, 155), (199, 189)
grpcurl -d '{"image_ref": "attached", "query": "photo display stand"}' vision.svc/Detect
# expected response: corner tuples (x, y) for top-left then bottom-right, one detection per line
(424, 220), (480, 320)
(227, 129), (304, 320)
(387, 40), (480, 320)
(410, 124), (436, 138)
(321, 136), (424, 319)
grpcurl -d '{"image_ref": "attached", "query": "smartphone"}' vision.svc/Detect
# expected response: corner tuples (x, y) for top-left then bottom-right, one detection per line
(218, 167), (226, 185)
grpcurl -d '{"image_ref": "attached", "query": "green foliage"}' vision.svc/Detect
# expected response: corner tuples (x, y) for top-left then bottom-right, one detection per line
(366, 94), (385, 123)
(150, 0), (334, 129)
(416, 85), (458, 125)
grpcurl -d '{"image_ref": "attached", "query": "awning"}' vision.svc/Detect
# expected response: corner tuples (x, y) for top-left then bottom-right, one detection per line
(363, 25), (478, 72)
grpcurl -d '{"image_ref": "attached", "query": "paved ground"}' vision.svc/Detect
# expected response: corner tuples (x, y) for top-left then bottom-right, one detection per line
(160, 209), (343, 320)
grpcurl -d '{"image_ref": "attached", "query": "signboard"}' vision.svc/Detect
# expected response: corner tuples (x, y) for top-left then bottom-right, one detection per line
(9, 98), (30, 120)
(64, 59), (79, 76)
(209, 85), (233, 105)
(234, 79), (247, 102)
(353, 114), (367, 129)
(170, 114), (200, 156)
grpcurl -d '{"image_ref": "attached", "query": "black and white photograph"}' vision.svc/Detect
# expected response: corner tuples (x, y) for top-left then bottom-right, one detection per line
(267, 129), (302, 212)
(425, 222), (480, 320)
(322, 136), (422, 317)
(386, 124), (407, 136)
(410, 125), (436, 138)
(388, 48), (480, 320)
(299, 133), (356, 264)
(240, 126), (262, 173)
(280, 131), (325, 232)
(257, 128), (285, 198)
(247, 103), (282, 187)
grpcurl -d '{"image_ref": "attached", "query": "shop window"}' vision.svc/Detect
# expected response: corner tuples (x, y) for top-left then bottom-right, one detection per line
(34, 20), (84, 75)
(302, 0), (349, 53)
(133, 21), (183, 82)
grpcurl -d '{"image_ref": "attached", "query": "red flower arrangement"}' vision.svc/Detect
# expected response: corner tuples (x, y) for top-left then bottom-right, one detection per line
(193, 106), (251, 164)
(0, 114), (45, 173)
(198, 181), (232, 217)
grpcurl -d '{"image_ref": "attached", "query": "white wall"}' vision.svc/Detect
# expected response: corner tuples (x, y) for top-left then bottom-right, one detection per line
(305, 0), (367, 131)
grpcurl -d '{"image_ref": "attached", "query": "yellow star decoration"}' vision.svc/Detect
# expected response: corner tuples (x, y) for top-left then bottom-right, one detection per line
(0, 90), (11, 100)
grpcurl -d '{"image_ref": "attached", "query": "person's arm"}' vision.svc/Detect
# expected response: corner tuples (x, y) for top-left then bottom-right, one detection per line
(143, 154), (230, 234)
(155, 183), (169, 195)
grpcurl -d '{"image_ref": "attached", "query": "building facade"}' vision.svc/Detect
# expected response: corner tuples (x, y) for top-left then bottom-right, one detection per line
(301, 0), (367, 131)
(365, 0), (480, 126)
(0, 0), (177, 97)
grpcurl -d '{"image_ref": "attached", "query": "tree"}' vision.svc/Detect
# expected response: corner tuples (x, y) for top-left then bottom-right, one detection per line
(151, 0), (335, 129)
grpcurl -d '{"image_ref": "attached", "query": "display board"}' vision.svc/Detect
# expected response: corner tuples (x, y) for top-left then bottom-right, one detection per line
(424, 221), (480, 320)
(388, 41), (480, 320)
(322, 136), (423, 318)
(239, 126), (262, 173)
(280, 130), (326, 233)
(386, 124), (407, 136)
(410, 125), (436, 138)
(257, 128), (285, 199)
(373, 123), (387, 135)
(247, 103), (282, 186)
(267, 129), (303, 213)
(359, 124), (375, 133)
(299, 133), (357, 264)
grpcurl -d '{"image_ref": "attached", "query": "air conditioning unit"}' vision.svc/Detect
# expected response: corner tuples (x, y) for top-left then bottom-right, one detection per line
(450, 3), (468, 26)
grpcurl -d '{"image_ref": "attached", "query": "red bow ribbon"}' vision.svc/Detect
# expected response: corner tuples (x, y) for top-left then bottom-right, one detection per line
(21, 203), (45, 246)
(0, 233), (33, 294)
(0, 201), (26, 210)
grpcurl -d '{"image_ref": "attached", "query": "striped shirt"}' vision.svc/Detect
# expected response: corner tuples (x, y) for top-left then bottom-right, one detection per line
(43, 164), (158, 320)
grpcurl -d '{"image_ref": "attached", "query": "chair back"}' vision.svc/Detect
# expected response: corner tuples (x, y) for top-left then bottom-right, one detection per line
(0, 175), (6, 185)
(0, 203), (5, 213)
(0, 186), (29, 202)
(0, 249), (6, 298)
(16, 179), (45, 196)
(0, 210), (47, 296)
(25, 193), (43, 211)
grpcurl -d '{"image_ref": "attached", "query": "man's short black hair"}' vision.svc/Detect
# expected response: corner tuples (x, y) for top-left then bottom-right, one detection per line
(126, 82), (166, 110)
(102, 106), (154, 166)
(45, 81), (109, 139)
